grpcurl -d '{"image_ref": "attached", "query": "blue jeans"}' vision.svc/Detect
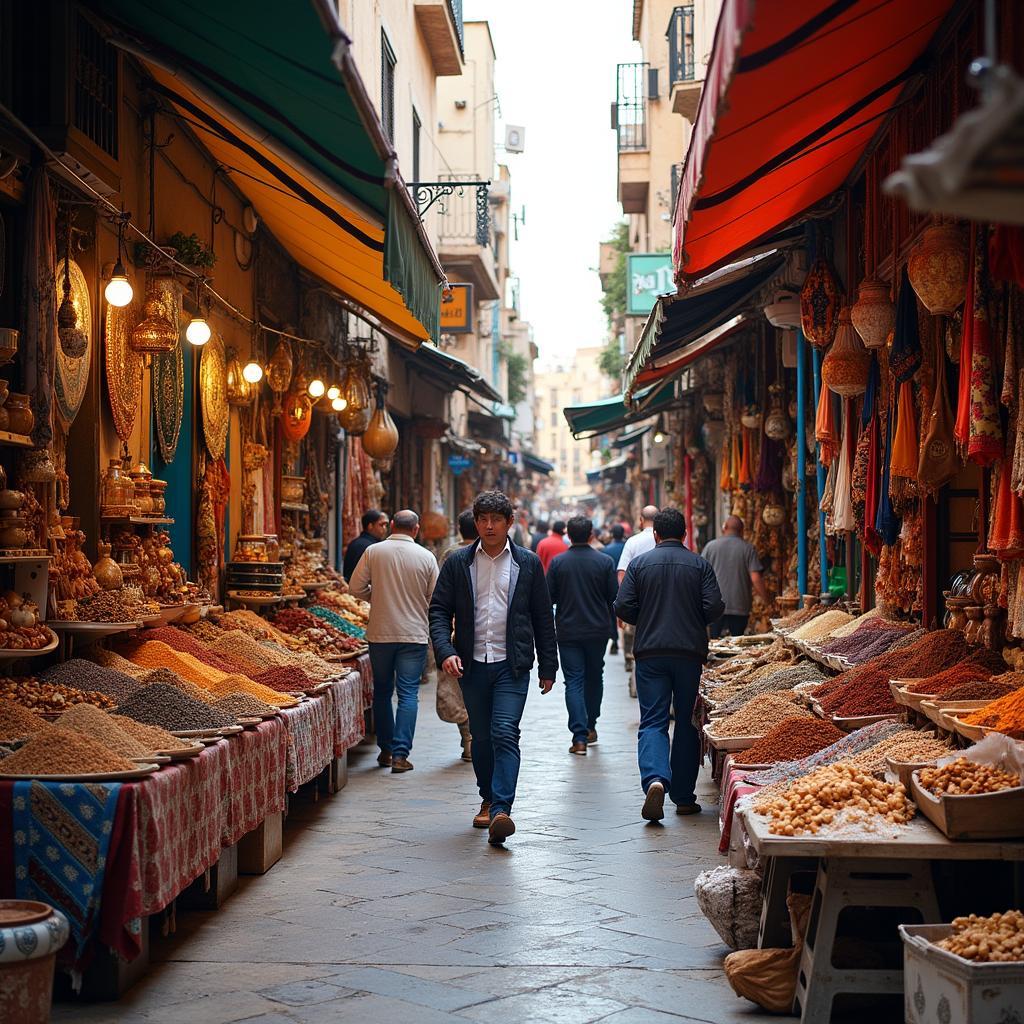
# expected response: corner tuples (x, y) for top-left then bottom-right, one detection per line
(460, 660), (530, 817)
(369, 642), (427, 758)
(559, 639), (606, 743)
(634, 655), (702, 805)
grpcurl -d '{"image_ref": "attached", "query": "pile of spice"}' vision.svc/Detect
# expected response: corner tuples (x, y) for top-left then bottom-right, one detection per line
(144, 626), (243, 676)
(753, 762), (915, 835)
(846, 730), (952, 775)
(202, 672), (296, 707)
(270, 608), (357, 656)
(820, 620), (916, 663)
(216, 610), (297, 648)
(816, 673), (901, 718)
(936, 911), (1024, 962)
(906, 649), (1008, 695)
(113, 716), (186, 753)
(261, 646), (335, 682)
(0, 697), (50, 741)
(829, 608), (883, 638)
(254, 665), (312, 693)
(115, 683), (235, 732)
(142, 668), (217, 704)
(120, 640), (228, 689)
(775, 605), (826, 631)
(1, 726), (137, 775)
(964, 687), (1024, 738)
(84, 647), (150, 678)
(709, 692), (811, 738)
(1, 676), (115, 713)
(213, 692), (277, 718)
(789, 610), (854, 643)
(211, 631), (296, 672)
(715, 665), (825, 716)
(182, 620), (225, 643)
(40, 659), (142, 704)
(733, 718), (844, 766)
(309, 604), (366, 639)
(941, 678), (1020, 702)
(917, 757), (1021, 795)
(56, 703), (151, 759)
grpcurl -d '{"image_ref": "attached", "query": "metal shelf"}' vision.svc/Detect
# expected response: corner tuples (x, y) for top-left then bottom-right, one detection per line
(101, 516), (176, 526)
(0, 430), (34, 448)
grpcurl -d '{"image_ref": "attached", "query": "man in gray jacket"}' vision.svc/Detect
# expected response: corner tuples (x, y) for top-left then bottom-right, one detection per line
(614, 507), (723, 822)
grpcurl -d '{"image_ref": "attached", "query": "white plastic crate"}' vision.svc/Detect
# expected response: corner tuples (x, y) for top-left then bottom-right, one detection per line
(900, 924), (1024, 1024)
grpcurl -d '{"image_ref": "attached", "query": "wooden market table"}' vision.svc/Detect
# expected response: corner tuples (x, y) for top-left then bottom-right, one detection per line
(738, 807), (1024, 1023)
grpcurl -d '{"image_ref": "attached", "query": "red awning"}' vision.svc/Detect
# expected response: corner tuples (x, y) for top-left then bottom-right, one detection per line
(672, 0), (957, 283)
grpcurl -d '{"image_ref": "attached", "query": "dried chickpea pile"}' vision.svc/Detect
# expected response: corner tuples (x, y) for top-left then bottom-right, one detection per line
(1, 676), (115, 713)
(754, 761), (915, 835)
(936, 911), (1024, 962)
(916, 757), (1021, 796)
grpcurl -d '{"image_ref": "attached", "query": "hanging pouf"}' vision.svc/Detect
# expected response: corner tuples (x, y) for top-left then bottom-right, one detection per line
(851, 275), (895, 350)
(361, 382), (399, 460)
(800, 257), (841, 347)
(822, 306), (871, 397)
(907, 221), (968, 316)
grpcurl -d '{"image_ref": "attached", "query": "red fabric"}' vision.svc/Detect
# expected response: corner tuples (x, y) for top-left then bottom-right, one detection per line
(537, 534), (569, 573)
(279, 693), (335, 791)
(717, 759), (761, 855)
(989, 461), (1024, 561)
(221, 719), (288, 845)
(327, 672), (366, 755)
(673, 0), (956, 281)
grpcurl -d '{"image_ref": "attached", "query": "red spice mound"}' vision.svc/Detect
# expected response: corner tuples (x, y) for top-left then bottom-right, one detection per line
(733, 717), (844, 765)
(941, 679), (1019, 702)
(254, 665), (311, 693)
(817, 673), (902, 717)
(144, 626), (252, 678)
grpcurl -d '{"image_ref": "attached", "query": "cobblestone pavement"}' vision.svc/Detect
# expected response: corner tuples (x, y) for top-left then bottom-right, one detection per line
(56, 654), (777, 1024)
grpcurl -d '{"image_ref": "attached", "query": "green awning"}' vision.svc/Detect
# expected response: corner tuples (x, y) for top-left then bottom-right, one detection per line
(94, 0), (442, 343)
(563, 382), (676, 440)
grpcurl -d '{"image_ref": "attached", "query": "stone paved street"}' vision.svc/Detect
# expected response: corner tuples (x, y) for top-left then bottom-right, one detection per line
(55, 654), (777, 1024)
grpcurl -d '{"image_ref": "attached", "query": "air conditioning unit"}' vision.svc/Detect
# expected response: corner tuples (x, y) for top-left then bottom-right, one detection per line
(763, 289), (801, 330)
(505, 125), (525, 154)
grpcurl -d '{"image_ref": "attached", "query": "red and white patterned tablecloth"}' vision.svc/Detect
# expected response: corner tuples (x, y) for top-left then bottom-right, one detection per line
(221, 718), (288, 845)
(326, 672), (365, 755)
(355, 652), (373, 707)
(279, 695), (334, 791)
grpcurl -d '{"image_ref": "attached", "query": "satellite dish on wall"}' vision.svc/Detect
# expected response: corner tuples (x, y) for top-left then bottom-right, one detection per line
(505, 125), (525, 154)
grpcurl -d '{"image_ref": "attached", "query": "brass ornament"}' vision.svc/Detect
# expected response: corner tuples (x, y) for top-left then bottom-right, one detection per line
(266, 338), (293, 414)
(200, 331), (229, 460)
(130, 283), (178, 356)
(152, 340), (184, 464)
(226, 347), (256, 406)
(53, 257), (92, 427)
(104, 295), (143, 442)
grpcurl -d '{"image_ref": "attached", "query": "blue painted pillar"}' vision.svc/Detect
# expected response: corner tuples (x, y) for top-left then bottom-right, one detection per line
(796, 330), (807, 598)
(812, 347), (828, 596)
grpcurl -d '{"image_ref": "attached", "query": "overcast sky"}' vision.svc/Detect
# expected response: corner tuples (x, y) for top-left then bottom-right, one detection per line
(463, 0), (641, 364)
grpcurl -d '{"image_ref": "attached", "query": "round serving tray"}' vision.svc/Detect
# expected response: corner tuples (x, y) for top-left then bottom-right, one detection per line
(0, 763), (161, 782)
(155, 743), (204, 760)
(0, 628), (60, 661)
(170, 727), (224, 739)
(227, 591), (282, 606)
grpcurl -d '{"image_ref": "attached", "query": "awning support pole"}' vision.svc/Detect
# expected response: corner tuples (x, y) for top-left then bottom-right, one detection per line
(813, 348), (828, 597)
(796, 329), (807, 600)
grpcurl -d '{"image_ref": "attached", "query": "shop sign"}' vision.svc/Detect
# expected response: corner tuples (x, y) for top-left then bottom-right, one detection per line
(441, 283), (474, 333)
(626, 253), (674, 315)
(448, 454), (473, 475)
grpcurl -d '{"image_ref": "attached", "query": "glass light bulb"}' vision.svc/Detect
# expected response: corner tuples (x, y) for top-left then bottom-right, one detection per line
(308, 378), (325, 399)
(479, 446), (487, 454)
(331, 396), (347, 411)
(327, 385), (341, 401)
(186, 317), (211, 346)
(242, 360), (264, 384)
(105, 272), (133, 308)
(653, 431), (665, 444)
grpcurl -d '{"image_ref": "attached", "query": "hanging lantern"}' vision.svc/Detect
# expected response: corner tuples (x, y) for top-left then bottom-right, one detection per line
(266, 338), (293, 414)
(850, 276), (896, 350)
(907, 221), (968, 315)
(281, 387), (313, 442)
(226, 347), (256, 406)
(130, 287), (178, 356)
(763, 384), (789, 441)
(762, 502), (786, 528)
(57, 212), (87, 358)
(822, 306), (871, 397)
(800, 257), (841, 347)
(338, 352), (372, 435)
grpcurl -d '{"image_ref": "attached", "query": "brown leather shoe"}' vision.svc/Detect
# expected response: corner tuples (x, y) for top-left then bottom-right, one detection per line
(472, 801), (491, 828)
(569, 742), (587, 756)
(391, 757), (414, 773)
(488, 812), (516, 845)
(377, 751), (392, 767)
(587, 730), (598, 744)
(675, 802), (702, 816)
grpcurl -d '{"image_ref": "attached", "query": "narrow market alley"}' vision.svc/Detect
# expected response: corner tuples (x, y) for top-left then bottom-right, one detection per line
(52, 656), (774, 1024)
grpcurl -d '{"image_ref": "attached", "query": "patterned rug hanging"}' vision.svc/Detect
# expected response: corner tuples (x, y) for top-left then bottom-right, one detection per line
(104, 295), (143, 442)
(53, 257), (92, 428)
(200, 331), (229, 460)
(152, 342), (184, 463)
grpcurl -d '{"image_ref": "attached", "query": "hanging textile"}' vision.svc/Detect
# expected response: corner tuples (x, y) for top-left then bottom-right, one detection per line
(989, 457), (1024, 560)
(753, 434), (783, 493)
(730, 430), (741, 489)
(990, 225), (1024, 289)
(738, 428), (752, 488)
(890, 267), (923, 383)
(719, 433), (732, 491)
(918, 326), (961, 494)
(831, 408), (856, 532)
(196, 455), (230, 599)
(815, 375), (838, 465)
(875, 403), (901, 546)
(890, 381), (919, 480)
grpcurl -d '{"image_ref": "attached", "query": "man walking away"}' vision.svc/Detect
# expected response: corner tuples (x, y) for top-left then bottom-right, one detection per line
(536, 520), (569, 573)
(615, 508), (724, 821)
(436, 510), (478, 762)
(349, 510), (439, 773)
(701, 515), (768, 638)
(429, 490), (558, 846)
(602, 524), (626, 654)
(343, 509), (388, 580)
(530, 520), (549, 553)
(616, 506), (659, 696)
(546, 516), (617, 754)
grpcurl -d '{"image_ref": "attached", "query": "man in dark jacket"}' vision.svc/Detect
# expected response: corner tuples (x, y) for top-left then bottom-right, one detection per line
(530, 520), (549, 553)
(429, 490), (558, 846)
(343, 509), (388, 580)
(615, 507), (724, 822)
(546, 516), (617, 754)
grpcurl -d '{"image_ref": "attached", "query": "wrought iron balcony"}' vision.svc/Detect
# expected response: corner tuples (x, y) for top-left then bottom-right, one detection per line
(667, 5), (696, 86)
(449, 0), (464, 57)
(613, 62), (648, 152)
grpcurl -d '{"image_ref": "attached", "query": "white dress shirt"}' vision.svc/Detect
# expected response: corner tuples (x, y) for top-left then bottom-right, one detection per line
(617, 526), (656, 572)
(471, 539), (512, 663)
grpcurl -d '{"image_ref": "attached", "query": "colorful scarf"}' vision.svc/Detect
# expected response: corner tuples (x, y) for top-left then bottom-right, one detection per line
(875, 404), (901, 546)
(890, 380), (919, 480)
(815, 375), (838, 465)
(890, 267), (922, 383)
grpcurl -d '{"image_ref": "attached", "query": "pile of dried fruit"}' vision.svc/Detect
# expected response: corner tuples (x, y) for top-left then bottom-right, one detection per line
(732, 718), (844, 766)
(1, 726), (137, 774)
(709, 692), (811, 738)
(40, 659), (142, 703)
(753, 762), (915, 835)
(0, 676), (115, 713)
(916, 757), (1021, 796)
(115, 683), (235, 732)
(0, 697), (50, 741)
(936, 911), (1024, 962)
(56, 703), (150, 758)
(73, 586), (157, 623)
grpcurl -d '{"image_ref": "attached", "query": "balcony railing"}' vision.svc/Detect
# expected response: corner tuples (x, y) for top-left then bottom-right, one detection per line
(448, 0), (464, 57)
(614, 62), (648, 152)
(670, 162), (683, 212)
(667, 5), (695, 86)
(435, 174), (491, 247)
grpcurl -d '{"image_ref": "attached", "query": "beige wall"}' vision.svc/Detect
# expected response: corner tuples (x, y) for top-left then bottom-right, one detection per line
(436, 21), (496, 179)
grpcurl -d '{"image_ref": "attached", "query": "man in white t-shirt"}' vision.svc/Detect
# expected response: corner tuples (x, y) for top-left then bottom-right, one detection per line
(617, 505), (658, 698)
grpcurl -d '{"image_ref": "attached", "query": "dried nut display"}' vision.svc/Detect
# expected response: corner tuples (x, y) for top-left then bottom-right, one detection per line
(0, 593), (51, 650)
(936, 911), (1024, 962)
(916, 757), (1022, 796)
(73, 585), (159, 623)
(0, 676), (116, 712)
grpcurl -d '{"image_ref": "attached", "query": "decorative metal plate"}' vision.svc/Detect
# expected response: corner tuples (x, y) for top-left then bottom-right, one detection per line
(104, 293), (143, 442)
(151, 278), (184, 463)
(53, 258), (92, 427)
(200, 331), (229, 460)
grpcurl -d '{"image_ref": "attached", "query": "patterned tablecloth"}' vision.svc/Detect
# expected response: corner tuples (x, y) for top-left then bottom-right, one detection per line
(221, 718), (288, 845)
(355, 652), (373, 707)
(326, 672), (365, 755)
(280, 695), (334, 791)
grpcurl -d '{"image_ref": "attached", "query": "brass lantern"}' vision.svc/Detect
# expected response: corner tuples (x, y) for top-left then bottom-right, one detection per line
(225, 347), (256, 406)
(130, 288), (178, 356)
(361, 381), (399, 459)
(266, 338), (293, 414)
(907, 221), (968, 316)
(338, 352), (372, 435)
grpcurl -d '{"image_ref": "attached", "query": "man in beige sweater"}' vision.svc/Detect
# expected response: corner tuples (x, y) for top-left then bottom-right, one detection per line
(349, 510), (439, 773)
